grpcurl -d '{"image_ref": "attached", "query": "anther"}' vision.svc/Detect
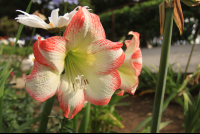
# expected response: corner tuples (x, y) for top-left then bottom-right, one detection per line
(86, 79), (89, 84)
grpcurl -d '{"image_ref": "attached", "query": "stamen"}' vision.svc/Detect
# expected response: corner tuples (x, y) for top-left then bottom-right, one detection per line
(49, 22), (53, 27)
(86, 79), (89, 84)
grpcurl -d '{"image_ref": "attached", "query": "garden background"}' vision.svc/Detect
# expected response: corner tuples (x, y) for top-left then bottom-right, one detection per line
(0, 0), (200, 133)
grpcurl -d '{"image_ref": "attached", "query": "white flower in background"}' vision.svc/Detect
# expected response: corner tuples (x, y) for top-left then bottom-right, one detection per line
(27, 53), (35, 66)
(15, 7), (78, 32)
(34, 34), (45, 41)
(17, 40), (25, 47)
(8, 37), (25, 47)
(0, 39), (9, 45)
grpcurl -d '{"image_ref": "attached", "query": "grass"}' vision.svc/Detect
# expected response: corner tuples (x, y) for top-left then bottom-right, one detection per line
(2, 45), (33, 56)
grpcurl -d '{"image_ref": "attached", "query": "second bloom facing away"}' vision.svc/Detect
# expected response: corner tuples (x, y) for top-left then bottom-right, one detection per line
(25, 7), (125, 119)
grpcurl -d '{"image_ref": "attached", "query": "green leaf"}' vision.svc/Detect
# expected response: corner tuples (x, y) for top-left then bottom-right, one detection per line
(7, 120), (14, 133)
(15, 117), (40, 133)
(10, 0), (32, 56)
(0, 58), (13, 132)
(132, 116), (152, 133)
(141, 121), (172, 133)
(78, 103), (91, 133)
(107, 130), (118, 133)
(98, 113), (124, 129)
(183, 92), (192, 112)
(176, 64), (182, 85)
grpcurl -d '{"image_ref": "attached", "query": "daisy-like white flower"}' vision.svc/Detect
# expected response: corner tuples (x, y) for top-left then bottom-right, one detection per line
(0, 39), (9, 45)
(116, 31), (142, 96)
(33, 34), (45, 41)
(27, 53), (35, 66)
(17, 39), (25, 47)
(8, 37), (25, 47)
(25, 6), (125, 119)
(15, 7), (78, 33)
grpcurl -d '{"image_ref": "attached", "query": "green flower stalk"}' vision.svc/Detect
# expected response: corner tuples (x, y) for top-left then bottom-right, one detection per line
(150, 4), (174, 133)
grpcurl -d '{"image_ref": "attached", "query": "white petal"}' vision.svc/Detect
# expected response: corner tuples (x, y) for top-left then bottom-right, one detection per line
(50, 8), (59, 27)
(57, 16), (69, 27)
(58, 75), (85, 119)
(15, 10), (51, 29)
(25, 60), (60, 102)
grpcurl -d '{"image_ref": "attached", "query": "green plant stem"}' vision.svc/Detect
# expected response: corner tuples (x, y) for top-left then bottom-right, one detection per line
(60, 117), (67, 132)
(37, 95), (56, 133)
(183, 41), (196, 79)
(78, 103), (91, 133)
(150, 7), (174, 133)
(64, 1), (67, 14)
(0, 81), (6, 133)
(73, 115), (78, 131)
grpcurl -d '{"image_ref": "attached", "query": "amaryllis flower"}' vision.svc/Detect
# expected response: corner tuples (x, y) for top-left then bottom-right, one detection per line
(116, 31), (142, 96)
(15, 7), (77, 33)
(25, 6), (125, 119)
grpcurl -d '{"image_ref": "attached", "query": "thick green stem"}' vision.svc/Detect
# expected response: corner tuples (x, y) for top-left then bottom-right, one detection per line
(73, 114), (78, 131)
(37, 95), (55, 133)
(78, 103), (91, 133)
(150, 7), (173, 133)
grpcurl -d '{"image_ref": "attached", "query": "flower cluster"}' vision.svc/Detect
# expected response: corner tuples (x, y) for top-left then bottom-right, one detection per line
(53, 0), (78, 7)
(0, 36), (25, 47)
(16, 6), (142, 119)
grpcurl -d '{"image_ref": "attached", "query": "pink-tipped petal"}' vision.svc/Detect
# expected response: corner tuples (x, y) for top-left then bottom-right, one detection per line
(131, 48), (142, 76)
(63, 6), (106, 51)
(25, 60), (60, 102)
(118, 60), (138, 95)
(33, 36), (67, 74)
(58, 75), (85, 119)
(116, 89), (125, 96)
(117, 31), (142, 95)
(125, 31), (140, 60)
(83, 70), (121, 105)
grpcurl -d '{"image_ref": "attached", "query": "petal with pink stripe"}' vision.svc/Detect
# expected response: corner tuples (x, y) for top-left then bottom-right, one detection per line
(25, 60), (60, 102)
(58, 75), (85, 119)
(82, 70), (121, 105)
(63, 6), (106, 51)
(33, 36), (67, 74)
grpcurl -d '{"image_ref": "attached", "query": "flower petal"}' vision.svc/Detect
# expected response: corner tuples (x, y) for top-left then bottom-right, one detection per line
(63, 6), (105, 50)
(125, 31), (140, 60)
(117, 31), (142, 95)
(82, 70), (121, 105)
(50, 8), (59, 27)
(25, 60), (60, 102)
(131, 48), (142, 76)
(58, 75), (85, 119)
(117, 60), (138, 95)
(33, 36), (67, 74)
(15, 10), (51, 29)
(71, 39), (125, 75)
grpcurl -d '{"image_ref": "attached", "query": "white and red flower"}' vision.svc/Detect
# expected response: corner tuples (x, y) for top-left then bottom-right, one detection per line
(116, 31), (142, 96)
(25, 6), (125, 119)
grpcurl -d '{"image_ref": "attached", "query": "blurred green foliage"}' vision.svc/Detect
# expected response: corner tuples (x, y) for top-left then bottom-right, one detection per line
(2, 45), (33, 56)
(99, 0), (200, 47)
(1, 0), (200, 47)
